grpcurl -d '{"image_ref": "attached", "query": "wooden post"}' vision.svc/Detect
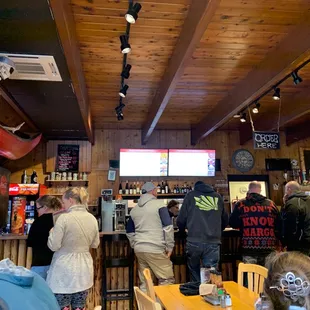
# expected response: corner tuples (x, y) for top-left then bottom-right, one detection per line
(17, 240), (27, 267)
(26, 247), (32, 269)
(11, 240), (18, 265)
(3, 240), (11, 260)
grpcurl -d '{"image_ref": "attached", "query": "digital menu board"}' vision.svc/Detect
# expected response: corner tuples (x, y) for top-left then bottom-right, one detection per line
(168, 149), (216, 176)
(120, 149), (168, 176)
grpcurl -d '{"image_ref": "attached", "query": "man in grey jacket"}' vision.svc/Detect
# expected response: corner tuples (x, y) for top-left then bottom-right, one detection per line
(126, 182), (175, 289)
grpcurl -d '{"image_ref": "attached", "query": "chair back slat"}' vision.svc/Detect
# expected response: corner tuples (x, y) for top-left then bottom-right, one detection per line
(238, 263), (268, 294)
(134, 287), (162, 310)
(143, 268), (156, 302)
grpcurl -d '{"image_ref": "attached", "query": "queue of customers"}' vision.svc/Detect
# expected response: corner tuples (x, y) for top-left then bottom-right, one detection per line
(0, 187), (100, 310)
(126, 180), (310, 310)
(1, 179), (310, 309)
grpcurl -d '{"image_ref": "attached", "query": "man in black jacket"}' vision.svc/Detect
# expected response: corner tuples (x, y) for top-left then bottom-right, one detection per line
(177, 181), (228, 282)
(281, 181), (310, 255)
(229, 181), (280, 266)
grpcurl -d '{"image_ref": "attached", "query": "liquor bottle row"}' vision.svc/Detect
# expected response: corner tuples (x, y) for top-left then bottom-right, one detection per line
(118, 180), (194, 195)
(21, 170), (38, 184)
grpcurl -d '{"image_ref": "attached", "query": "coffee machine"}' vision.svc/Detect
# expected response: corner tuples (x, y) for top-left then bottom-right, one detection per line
(100, 189), (128, 232)
(113, 203), (127, 231)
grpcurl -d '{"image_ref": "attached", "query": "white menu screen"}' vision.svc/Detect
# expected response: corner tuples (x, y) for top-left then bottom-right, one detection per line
(168, 149), (216, 176)
(120, 149), (168, 176)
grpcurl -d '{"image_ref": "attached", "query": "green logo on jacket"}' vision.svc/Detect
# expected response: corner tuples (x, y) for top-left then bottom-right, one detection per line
(194, 195), (218, 211)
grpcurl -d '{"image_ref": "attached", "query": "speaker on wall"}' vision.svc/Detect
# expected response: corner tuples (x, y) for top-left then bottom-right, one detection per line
(215, 159), (221, 172)
(109, 160), (120, 169)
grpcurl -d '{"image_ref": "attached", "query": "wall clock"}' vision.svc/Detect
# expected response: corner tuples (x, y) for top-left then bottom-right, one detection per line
(232, 149), (255, 172)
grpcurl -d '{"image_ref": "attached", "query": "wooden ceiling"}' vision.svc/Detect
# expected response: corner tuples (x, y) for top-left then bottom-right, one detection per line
(1, 0), (310, 145)
(69, 0), (310, 145)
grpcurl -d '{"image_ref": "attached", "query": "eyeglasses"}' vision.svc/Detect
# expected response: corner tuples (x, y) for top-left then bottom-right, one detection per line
(36, 205), (45, 210)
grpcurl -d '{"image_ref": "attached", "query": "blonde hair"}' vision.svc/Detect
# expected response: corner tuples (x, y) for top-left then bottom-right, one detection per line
(264, 252), (310, 310)
(36, 195), (62, 211)
(63, 187), (89, 207)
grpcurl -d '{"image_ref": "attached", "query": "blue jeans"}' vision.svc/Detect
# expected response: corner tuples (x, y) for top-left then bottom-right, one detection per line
(186, 241), (220, 282)
(31, 265), (50, 280)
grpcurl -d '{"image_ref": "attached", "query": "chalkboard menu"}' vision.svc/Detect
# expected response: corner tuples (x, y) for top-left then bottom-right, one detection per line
(253, 131), (280, 150)
(56, 145), (79, 172)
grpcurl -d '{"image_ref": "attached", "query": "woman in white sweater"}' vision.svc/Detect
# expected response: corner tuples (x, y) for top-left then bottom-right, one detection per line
(46, 187), (100, 310)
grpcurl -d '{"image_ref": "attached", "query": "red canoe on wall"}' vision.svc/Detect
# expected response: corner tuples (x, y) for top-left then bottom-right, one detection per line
(0, 126), (42, 160)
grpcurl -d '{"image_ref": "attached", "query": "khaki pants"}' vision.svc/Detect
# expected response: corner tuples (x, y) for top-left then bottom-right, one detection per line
(135, 252), (175, 290)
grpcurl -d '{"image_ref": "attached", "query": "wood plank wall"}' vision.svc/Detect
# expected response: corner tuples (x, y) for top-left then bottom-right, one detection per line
(46, 140), (92, 173)
(5, 129), (310, 206)
(89, 129), (308, 206)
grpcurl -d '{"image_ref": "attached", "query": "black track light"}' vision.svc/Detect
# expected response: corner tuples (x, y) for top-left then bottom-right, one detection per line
(115, 103), (125, 121)
(252, 102), (260, 114)
(120, 35), (131, 54)
(117, 112), (124, 121)
(125, 3), (142, 24)
(240, 113), (246, 123)
(272, 87), (280, 100)
(115, 103), (125, 114)
(292, 71), (303, 85)
(121, 64), (132, 79)
(119, 85), (129, 98)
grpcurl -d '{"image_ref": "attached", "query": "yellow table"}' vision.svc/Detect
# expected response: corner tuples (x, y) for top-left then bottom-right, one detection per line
(154, 281), (258, 310)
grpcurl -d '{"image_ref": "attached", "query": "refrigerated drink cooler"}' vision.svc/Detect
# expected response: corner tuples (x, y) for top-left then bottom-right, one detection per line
(8, 183), (47, 234)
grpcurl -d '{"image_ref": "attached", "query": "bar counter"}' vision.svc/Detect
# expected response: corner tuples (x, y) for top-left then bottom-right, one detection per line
(0, 230), (241, 310)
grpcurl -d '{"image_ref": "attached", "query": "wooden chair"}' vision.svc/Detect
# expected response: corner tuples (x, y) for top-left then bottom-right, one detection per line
(143, 268), (156, 302)
(237, 263), (268, 294)
(134, 287), (162, 310)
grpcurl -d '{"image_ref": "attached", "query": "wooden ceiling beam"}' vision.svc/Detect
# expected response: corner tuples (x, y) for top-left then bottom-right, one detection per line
(191, 12), (310, 145)
(286, 121), (310, 146)
(239, 91), (310, 145)
(0, 85), (39, 132)
(49, 0), (94, 144)
(141, 0), (221, 144)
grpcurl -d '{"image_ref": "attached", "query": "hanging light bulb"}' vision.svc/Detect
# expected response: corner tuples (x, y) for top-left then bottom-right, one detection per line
(252, 102), (260, 114)
(119, 85), (129, 98)
(240, 112), (246, 123)
(119, 35), (131, 54)
(272, 87), (280, 100)
(125, 3), (142, 24)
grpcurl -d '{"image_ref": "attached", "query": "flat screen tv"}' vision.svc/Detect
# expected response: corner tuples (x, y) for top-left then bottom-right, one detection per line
(120, 149), (168, 176)
(168, 149), (216, 176)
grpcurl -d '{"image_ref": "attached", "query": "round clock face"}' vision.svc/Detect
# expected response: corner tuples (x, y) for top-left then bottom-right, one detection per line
(232, 149), (255, 172)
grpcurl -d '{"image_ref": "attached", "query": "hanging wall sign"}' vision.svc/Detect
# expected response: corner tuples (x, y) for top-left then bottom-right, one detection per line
(56, 144), (79, 172)
(253, 131), (280, 150)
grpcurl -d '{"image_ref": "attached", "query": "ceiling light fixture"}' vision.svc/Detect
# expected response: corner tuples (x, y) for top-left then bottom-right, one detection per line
(291, 71), (303, 85)
(240, 113), (246, 123)
(252, 102), (260, 114)
(120, 35), (131, 54)
(272, 87), (281, 100)
(121, 64), (132, 79)
(125, 3), (142, 24)
(233, 114), (241, 118)
(115, 103), (125, 121)
(119, 85), (129, 98)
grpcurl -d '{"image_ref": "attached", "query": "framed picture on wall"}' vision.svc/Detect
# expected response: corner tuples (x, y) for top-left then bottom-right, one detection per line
(108, 170), (116, 181)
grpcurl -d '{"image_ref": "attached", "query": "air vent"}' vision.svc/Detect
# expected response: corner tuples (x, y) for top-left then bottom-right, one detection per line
(0, 53), (62, 81)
